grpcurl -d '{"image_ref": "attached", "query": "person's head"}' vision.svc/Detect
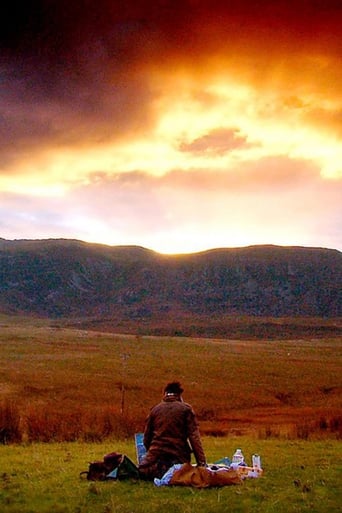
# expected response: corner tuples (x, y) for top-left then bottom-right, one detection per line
(164, 381), (184, 398)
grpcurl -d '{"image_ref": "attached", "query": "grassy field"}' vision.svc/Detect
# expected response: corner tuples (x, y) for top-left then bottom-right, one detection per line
(0, 315), (341, 511)
(0, 315), (341, 441)
(0, 437), (341, 513)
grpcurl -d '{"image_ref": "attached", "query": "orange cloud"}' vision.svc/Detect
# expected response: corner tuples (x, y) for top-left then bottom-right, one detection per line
(2, 153), (341, 253)
(179, 128), (252, 155)
(1, 1), (341, 252)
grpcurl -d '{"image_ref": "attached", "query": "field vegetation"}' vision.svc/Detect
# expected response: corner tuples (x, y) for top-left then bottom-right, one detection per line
(0, 314), (341, 512)
(0, 314), (341, 442)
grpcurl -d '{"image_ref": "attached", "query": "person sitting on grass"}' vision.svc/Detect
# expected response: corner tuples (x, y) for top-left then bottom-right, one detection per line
(138, 381), (206, 480)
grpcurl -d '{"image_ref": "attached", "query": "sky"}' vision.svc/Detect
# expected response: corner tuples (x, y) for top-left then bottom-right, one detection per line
(1, 0), (341, 254)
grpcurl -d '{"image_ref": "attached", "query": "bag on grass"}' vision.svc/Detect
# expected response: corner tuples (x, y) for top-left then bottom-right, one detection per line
(106, 455), (140, 480)
(80, 452), (139, 481)
(80, 460), (111, 481)
(169, 463), (242, 488)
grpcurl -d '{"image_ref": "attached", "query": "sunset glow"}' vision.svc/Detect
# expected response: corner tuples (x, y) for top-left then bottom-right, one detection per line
(1, 1), (341, 253)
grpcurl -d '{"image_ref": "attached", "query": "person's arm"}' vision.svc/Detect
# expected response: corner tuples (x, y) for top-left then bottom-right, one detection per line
(143, 413), (154, 450)
(186, 408), (206, 466)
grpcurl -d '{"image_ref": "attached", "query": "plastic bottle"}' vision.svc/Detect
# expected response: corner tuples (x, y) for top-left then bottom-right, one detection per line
(252, 454), (261, 469)
(232, 448), (244, 465)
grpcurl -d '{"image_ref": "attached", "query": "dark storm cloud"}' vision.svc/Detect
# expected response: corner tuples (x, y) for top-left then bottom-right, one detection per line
(1, 0), (341, 177)
(0, 1), (163, 168)
(1, 4), (341, 95)
(2, 1), (341, 100)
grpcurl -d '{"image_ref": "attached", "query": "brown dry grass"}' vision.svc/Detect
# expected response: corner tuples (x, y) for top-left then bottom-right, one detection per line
(0, 315), (341, 442)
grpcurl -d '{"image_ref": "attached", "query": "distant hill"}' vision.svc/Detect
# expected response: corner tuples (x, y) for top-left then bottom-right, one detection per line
(0, 238), (341, 337)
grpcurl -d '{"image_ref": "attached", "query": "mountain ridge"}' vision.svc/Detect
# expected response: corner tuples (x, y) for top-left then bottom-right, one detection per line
(0, 238), (341, 333)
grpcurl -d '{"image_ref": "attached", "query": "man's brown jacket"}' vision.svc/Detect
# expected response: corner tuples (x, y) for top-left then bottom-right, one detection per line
(142, 394), (206, 466)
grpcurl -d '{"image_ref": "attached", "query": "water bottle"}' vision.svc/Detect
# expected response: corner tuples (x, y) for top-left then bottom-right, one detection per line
(232, 448), (244, 465)
(252, 454), (261, 469)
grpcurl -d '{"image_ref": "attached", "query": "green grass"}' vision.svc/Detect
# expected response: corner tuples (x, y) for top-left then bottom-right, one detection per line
(0, 437), (341, 513)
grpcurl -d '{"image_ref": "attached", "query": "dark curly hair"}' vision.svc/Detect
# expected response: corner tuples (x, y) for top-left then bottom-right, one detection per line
(164, 381), (184, 395)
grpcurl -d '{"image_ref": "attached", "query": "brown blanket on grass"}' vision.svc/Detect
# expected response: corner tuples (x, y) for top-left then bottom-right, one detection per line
(169, 463), (242, 488)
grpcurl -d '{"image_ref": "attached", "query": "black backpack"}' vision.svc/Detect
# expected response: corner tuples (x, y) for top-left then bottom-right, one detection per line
(80, 452), (140, 481)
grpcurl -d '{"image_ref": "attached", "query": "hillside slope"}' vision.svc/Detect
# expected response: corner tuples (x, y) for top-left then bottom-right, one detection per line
(0, 239), (341, 325)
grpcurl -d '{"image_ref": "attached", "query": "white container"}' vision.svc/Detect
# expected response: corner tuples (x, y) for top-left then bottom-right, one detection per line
(232, 449), (244, 465)
(252, 454), (261, 469)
